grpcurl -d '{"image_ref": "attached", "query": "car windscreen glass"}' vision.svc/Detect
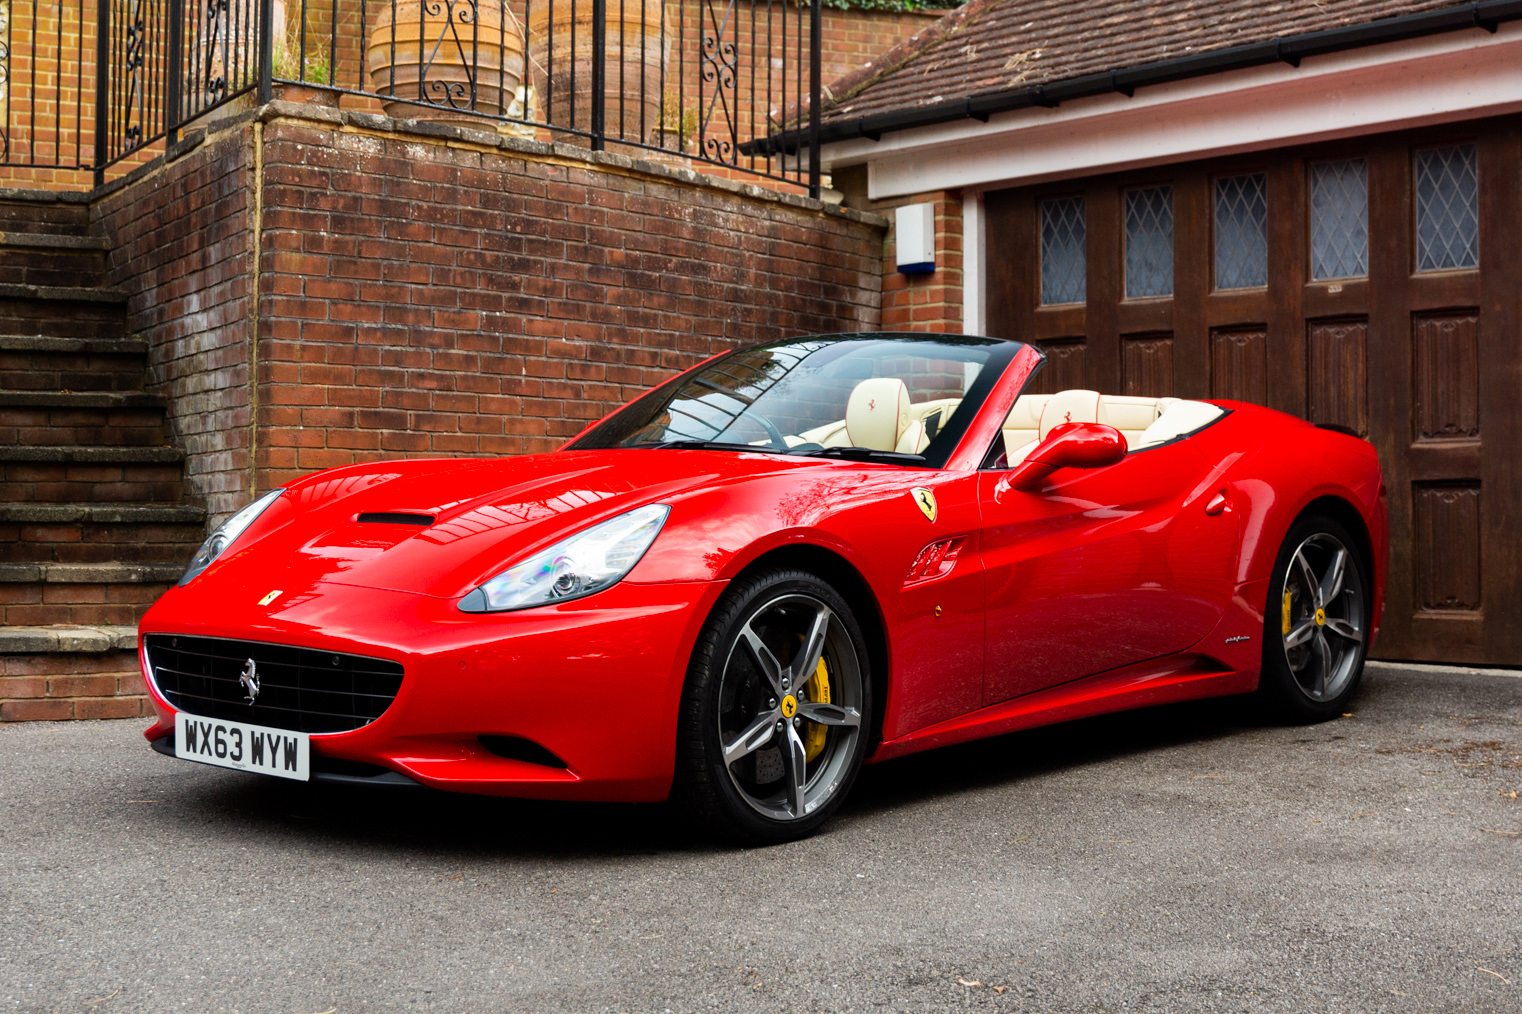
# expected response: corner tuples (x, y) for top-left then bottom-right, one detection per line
(564, 334), (1023, 469)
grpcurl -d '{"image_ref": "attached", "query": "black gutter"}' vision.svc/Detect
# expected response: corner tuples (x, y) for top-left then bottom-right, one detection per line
(747, 0), (1522, 155)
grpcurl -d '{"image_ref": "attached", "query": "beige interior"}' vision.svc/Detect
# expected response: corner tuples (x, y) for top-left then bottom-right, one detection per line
(769, 383), (1223, 462)
(793, 386), (963, 453)
(1001, 390), (1225, 464)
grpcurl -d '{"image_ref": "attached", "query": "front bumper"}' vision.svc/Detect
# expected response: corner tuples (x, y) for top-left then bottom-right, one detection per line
(139, 578), (726, 802)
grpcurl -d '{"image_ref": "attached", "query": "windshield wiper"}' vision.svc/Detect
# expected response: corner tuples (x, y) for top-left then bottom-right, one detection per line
(791, 446), (926, 465)
(627, 439), (789, 454)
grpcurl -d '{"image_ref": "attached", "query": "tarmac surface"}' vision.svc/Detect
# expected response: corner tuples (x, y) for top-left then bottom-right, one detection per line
(2, 663), (1520, 1014)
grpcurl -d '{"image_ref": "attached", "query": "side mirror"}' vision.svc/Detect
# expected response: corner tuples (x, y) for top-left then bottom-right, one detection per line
(1001, 422), (1127, 493)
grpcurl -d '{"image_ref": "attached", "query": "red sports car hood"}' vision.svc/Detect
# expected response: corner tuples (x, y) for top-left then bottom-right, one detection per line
(194, 450), (815, 601)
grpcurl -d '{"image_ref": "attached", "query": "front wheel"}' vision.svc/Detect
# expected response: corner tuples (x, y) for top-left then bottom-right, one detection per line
(1257, 514), (1370, 722)
(674, 568), (872, 844)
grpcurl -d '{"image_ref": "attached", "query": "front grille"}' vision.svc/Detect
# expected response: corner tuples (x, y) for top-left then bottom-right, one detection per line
(144, 634), (404, 734)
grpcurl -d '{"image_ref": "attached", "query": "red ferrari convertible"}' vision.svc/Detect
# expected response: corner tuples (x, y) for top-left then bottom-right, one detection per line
(140, 333), (1386, 842)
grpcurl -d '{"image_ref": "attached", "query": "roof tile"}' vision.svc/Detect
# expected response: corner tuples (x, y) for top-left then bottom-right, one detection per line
(823, 0), (1473, 124)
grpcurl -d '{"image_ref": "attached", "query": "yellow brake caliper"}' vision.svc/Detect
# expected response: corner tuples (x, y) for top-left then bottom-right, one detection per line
(802, 656), (831, 762)
(1282, 590), (1293, 636)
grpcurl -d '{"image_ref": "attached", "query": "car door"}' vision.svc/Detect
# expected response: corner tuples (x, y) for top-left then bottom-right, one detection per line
(978, 437), (1240, 705)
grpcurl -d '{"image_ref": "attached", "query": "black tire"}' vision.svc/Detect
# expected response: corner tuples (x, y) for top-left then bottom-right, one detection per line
(1256, 512), (1371, 722)
(674, 567), (873, 844)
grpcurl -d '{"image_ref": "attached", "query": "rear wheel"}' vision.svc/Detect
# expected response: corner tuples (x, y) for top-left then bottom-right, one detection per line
(1257, 514), (1370, 722)
(674, 568), (871, 844)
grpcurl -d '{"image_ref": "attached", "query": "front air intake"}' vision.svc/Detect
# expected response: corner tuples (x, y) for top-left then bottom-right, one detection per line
(144, 635), (404, 734)
(478, 735), (568, 769)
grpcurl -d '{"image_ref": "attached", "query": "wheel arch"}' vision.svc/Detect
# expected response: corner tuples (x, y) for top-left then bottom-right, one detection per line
(729, 543), (890, 755)
(1298, 494), (1376, 590)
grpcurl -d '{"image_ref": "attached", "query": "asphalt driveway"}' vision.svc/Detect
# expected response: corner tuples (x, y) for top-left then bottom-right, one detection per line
(2, 663), (1519, 1014)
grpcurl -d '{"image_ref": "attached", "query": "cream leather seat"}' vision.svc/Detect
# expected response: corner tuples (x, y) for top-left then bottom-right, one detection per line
(1001, 390), (1225, 464)
(845, 377), (913, 452)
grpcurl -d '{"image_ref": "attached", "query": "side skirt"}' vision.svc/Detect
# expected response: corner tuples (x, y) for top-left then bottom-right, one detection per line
(869, 655), (1256, 763)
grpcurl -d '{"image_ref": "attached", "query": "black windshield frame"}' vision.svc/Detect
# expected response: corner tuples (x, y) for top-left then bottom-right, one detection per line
(562, 333), (1027, 469)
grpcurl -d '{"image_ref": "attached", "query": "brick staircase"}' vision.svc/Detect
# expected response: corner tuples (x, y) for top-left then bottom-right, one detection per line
(0, 191), (206, 721)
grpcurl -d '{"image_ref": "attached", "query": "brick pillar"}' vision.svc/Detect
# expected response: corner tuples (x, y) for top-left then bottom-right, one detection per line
(879, 191), (963, 333)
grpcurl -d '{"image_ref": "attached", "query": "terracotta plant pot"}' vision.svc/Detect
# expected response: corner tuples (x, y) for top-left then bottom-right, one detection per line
(527, 0), (667, 149)
(367, 0), (527, 125)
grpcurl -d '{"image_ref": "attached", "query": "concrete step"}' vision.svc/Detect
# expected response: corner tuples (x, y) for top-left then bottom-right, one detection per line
(0, 500), (205, 566)
(0, 335), (148, 355)
(0, 562), (184, 583)
(0, 624), (147, 722)
(0, 390), (163, 409)
(0, 283), (127, 304)
(0, 285), (126, 340)
(0, 236), (109, 288)
(0, 445), (183, 463)
(0, 390), (170, 448)
(0, 561), (175, 626)
(0, 233), (109, 252)
(0, 503), (205, 524)
(0, 624), (137, 653)
(0, 336), (146, 391)
(0, 454), (186, 503)
(0, 191), (92, 235)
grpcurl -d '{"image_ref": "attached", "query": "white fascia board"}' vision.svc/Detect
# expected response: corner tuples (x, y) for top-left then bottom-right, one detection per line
(819, 24), (1522, 200)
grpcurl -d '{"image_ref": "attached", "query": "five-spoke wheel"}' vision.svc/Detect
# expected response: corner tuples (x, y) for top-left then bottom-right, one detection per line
(675, 568), (872, 843)
(1259, 514), (1371, 720)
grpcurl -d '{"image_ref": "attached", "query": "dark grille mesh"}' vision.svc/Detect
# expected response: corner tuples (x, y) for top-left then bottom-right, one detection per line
(144, 635), (404, 734)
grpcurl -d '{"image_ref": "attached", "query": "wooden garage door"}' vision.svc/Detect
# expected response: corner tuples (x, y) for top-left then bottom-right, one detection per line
(984, 119), (1522, 666)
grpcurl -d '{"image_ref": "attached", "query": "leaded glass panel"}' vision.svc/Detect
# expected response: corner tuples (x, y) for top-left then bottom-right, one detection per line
(1310, 159), (1369, 280)
(1125, 186), (1173, 299)
(1040, 197), (1086, 305)
(1415, 144), (1479, 272)
(1214, 173), (1268, 290)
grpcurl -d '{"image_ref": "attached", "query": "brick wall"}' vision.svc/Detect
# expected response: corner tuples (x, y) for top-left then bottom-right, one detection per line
(877, 190), (963, 333)
(254, 105), (882, 488)
(66, 105), (880, 522)
(92, 128), (259, 523)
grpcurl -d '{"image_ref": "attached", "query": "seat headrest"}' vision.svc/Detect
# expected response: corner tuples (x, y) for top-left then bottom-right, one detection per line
(846, 378), (912, 451)
(1038, 389), (1101, 441)
(1004, 393), (1049, 432)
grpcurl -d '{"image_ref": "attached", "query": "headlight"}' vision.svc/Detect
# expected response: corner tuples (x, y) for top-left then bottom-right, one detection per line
(458, 504), (670, 613)
(178, 488), (286, 587)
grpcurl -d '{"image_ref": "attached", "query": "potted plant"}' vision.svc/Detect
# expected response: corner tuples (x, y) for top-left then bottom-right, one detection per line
(368, 0), (527, 125)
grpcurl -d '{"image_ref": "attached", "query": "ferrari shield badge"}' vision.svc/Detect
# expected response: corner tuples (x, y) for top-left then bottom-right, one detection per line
(910, 487), (938, 523)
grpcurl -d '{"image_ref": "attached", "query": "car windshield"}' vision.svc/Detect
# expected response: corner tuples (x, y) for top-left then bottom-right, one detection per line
(564, 334), (1023, 468)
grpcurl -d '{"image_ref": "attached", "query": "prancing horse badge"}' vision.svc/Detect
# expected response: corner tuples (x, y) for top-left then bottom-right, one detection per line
(910, 487), (938, 523)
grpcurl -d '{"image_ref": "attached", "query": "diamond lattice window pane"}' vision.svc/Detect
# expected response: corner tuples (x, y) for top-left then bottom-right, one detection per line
(1310, 159), (1369, 280)
(1040, 197), (1086, 305)
(1214, 173), (1267, 290)
(1125, 186), (1174, 299)
(1415, 144), (1479, 272)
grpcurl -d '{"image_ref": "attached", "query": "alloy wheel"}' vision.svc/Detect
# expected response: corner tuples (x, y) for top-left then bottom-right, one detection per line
(717, 593), (864, 822)
(1280, 532), (1365, 702)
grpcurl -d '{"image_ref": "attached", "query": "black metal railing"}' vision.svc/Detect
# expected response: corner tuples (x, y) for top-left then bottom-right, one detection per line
(0, 0), (822, 192)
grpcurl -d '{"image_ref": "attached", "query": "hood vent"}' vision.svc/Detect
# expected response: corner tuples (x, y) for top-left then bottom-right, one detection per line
(356, 512), (435, 526)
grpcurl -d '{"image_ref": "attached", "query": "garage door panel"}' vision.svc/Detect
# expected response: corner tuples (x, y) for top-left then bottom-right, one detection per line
(1210, 326), (1268, 403)
(1412, 311), (1480, 442)
(1030, 339), (1086, 394)
(1122, 334), (1174, 397)
(1307, 318), (1370, 437)
(1413, 482), (1483, 613)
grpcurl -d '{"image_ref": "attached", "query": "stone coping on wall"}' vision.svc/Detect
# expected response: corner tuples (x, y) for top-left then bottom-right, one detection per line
(2, 101), (888, 231)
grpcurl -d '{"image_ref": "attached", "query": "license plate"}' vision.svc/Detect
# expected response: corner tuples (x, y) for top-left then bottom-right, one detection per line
(174, 713), (310, 782)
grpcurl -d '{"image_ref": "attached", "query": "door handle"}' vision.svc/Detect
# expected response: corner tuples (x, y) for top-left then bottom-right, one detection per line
(1204, 488), (1232, 516)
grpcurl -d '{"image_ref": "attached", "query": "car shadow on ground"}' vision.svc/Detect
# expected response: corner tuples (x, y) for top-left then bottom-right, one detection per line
(172, 692), (1289, 859)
